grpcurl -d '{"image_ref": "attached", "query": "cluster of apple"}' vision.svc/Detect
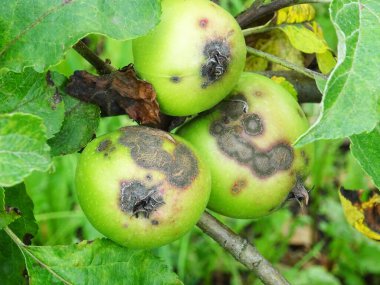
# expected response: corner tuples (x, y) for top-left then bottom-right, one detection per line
(75, 0), (312, 249)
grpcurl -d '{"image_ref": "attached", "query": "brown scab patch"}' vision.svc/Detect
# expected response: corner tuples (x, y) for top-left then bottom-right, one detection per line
(151, 220), (159, 226)
(97, 139), (112, 152)
(242, 113), (263, 136)
(268, 143), (294, 170)
(118, 126), (199, 188)
(119, 180), (165, 219)
(209, 105), (294, 178)
(231, 179), (247, 195)
(254, 91), (263, 97)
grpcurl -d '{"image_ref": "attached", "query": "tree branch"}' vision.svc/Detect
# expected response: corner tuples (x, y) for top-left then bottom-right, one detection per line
(236, 0), (331, 28)
(73, 41), (115, 75)
(247, 47), (326, 80)
(197, 212), (290, 285)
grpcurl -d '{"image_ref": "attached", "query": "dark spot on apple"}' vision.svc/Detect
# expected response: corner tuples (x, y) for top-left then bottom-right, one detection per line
(268, 143), (294, 170)
(168, 144), (199, 188)
(146, 174), (153, 181)
(170, 76), (181, 83)
(199, 18), (208, 28)
(201, 39), (230, 88)
(231, 179), (247, 195)
(97, 139), (112, 152)
(242, 114), (263, 136)
(119, 180), (165, 219)
(151, 219), (159, 226)
(254, 91), (263, 97)
(210, 109), (294, 177)
(119, 126), (199, 188)
(251, 152), (275, 177)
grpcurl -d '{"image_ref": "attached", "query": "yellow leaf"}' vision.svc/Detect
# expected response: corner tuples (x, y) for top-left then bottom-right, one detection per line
(270, 76), (298, 99)
(276, 4), (315, 25)
(278, 24), (329, 54)
(316, 50), (336, 74)
(245, 30), (304, 72)
(339, 188), (380, 241)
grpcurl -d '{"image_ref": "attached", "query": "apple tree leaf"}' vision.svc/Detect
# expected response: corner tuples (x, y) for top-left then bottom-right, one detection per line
(0, 0), (160, 72)
(350, 125), (380, 188)
(23, 239), (182, 285)
(0, 69), (65, 139)
(296, 0), (380, 146)
(0, 113), (51, 187)
(0, 184), (38, 285)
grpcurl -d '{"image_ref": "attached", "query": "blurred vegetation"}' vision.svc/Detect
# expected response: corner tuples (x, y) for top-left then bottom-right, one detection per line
(26, 1), (379, 285)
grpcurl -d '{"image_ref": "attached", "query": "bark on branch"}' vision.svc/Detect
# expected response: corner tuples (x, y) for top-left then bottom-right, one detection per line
(197, 212), (290, 285)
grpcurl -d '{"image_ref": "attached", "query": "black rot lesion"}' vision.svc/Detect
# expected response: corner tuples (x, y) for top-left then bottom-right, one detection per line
(118, 126), (199, 189)
(209, 99), (294, 178)
(201, 39), (231, 88)
(120, 180), (165, 219)
(97, 139), (116, 157)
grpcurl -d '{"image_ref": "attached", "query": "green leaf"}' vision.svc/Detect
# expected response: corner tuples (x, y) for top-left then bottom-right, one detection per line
(0, 187), (21, 230)
(48, 94), (100, 156)
(350, 125), (380, 188)
(24, 239), (182, 285)
(286, 266), (340, 285)
(296, 0), (380, 146)
(0, 184), (38, 285)
(0, 69), (65, 138)
(0, 113), (51, 187)
(0, 0), (161, 73)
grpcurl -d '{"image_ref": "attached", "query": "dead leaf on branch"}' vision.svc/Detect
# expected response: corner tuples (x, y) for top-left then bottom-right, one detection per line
(66, 64), (160, 125)
(339, 188), (380, 241)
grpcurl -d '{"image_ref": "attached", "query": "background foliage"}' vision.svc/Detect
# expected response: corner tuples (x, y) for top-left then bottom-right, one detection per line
(0, 0), (379, 284)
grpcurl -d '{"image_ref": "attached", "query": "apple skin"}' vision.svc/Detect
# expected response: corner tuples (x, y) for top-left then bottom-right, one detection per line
(132, 0), (246, 116)
(176, 73), (313, 219)
(75, 126), (211, 249)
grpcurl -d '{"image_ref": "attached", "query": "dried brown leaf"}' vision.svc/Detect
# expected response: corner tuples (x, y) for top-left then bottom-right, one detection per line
(66, 64), (160, 125)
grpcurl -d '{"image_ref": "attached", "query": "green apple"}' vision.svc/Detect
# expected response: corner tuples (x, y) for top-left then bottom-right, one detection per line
(132, 0), (246, 116)
(75, 126), (211, 248)
(177, 73), (313, 219)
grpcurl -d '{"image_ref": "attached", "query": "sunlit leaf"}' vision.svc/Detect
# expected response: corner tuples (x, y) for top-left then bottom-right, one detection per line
(24, 239), (182, 285)
(276, 4), (315, 25)
(316, 50), (336, 74)
(296, 0), (380, 146)
(278, 24), (328, 54)
(0, 69), (65, 138)
(0, 113), (51, 187)
(0, 0), (161, 72)
(350, 125), (380, 188)
(0, 184), (38, 285)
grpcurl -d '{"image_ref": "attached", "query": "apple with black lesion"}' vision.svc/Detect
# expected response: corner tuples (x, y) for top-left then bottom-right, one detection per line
(177, 73), (314, 219)
(132, 0), (246, 116)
